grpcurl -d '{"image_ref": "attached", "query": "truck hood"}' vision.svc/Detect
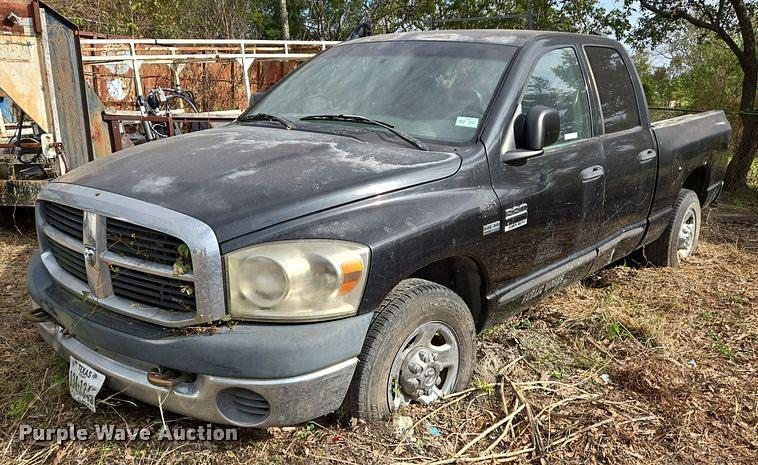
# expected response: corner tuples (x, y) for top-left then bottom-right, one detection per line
(56, 125), (462, 242)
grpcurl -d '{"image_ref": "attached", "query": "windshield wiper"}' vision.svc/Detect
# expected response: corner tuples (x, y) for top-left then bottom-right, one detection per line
(300, 114), (428, 151)
(238, 112), (296, 130)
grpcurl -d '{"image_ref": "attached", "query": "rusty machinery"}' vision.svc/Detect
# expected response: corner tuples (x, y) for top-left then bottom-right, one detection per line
(1, 2), (338, 207)
(0, 1), (107, 207)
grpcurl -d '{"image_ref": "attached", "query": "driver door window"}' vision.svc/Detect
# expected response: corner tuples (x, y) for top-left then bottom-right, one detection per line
(521, 48), (591, 146)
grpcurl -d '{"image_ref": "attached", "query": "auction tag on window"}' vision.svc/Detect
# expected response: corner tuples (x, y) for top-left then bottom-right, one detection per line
(69, 357), (106, 413)
(455, 116), (479, 128)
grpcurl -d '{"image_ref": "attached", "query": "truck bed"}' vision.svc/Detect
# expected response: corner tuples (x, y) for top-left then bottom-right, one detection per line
(649, 110), (731, 217)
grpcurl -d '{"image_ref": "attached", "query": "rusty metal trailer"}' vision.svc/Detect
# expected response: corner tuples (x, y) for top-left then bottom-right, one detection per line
(80, 38), (337, 106)
(80, 38), (335, 152)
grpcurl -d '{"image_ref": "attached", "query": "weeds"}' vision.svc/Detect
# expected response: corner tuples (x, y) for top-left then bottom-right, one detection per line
(709, 331), (739, 362)
(0, 183), (755, 464)
(472, 378), (495, 394)
(7, 391), (34, 420)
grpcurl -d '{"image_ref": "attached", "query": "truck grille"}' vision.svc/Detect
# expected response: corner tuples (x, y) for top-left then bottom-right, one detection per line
(44, 202), (84, 240)
(48, 240), (88, 282)
(41, 200), (197, 315)
(110, 267), (195, 312)
(107, 218), (191, 267)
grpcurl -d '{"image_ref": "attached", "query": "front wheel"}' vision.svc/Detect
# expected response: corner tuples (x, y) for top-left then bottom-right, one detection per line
(643, 189), (701, 267)
(345, 279), (476, 421)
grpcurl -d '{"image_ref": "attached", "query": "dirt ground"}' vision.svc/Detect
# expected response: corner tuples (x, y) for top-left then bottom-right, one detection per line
(0, 181), (755, 465)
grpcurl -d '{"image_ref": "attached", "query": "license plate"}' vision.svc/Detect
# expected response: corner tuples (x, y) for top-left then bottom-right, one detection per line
(68, 357), (106, 412)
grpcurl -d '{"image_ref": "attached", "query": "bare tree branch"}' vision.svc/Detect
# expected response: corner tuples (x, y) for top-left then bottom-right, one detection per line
(639, 0), (745, 65)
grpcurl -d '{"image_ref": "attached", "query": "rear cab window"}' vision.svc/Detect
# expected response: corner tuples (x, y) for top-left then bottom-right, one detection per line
(584, 46), (640, 134)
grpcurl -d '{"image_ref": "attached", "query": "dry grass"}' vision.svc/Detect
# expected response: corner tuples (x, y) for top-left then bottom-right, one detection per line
(0, 184), (755, 464)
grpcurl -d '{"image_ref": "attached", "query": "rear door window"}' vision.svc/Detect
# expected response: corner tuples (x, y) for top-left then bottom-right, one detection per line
(585, 46), (640, 133)
(521, 47), (592, 146)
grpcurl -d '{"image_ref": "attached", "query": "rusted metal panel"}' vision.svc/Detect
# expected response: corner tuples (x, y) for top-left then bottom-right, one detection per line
(84, 83), (113, 158)
(0, 1), (33, 35)
(0, 26), (50, 132)
(44, 7), (92, 168)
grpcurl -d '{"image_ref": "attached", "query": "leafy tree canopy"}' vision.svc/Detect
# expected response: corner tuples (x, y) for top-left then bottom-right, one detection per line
(49, 0), (632, 40)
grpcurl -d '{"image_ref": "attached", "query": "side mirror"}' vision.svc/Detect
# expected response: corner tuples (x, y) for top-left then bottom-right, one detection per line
(502, 105), (560, 163)
(248, 91), (266, 108)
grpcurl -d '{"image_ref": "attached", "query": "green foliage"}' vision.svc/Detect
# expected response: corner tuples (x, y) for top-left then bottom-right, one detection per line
(626, 0), (757, 191)
(604, 316), (633, 341)
(8, 390), (35, 420)
(473, 378), (495, 394)
(294, 422), (317, 439)
(49, 0), (633, 40)
(639, 30), (743, 112)
(634, 27), (744, 129)
(709, 331), (739, 362)
(50, 0), (273, 38)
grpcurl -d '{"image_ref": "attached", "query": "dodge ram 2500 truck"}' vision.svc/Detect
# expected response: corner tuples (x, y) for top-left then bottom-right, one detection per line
(27, 30), (730, 427)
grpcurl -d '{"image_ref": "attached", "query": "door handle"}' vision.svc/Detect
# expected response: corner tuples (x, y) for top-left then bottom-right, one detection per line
(638, 149), (657, 163)
(581, 165), (605, 182)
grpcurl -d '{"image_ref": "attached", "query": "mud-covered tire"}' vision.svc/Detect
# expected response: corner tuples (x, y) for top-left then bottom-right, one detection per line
(345, 279), (476, 421)
(643, 189), (701, 267)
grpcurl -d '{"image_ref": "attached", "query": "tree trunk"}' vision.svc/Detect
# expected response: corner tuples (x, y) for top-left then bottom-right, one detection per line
(279, 0), (290, 40)
(723, 59), (757, 192)
(723, 0), (757, 191)
(724, 110), (758, 191)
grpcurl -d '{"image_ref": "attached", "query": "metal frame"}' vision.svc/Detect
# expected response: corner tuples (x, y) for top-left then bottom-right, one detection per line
(101, 111), (238, 152)
(36, 182), (225, 327)
(80, 38), (338, 103)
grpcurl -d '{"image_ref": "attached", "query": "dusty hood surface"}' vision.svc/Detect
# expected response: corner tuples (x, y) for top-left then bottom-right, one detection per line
(57, 125), (462, 242)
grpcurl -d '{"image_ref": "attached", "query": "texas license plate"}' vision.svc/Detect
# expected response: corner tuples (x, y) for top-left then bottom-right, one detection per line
(69, 357), (106, 412)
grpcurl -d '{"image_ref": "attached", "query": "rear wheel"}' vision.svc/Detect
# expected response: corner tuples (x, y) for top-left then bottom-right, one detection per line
(346, 279), (476, 421)
(644, 189), (701, 267)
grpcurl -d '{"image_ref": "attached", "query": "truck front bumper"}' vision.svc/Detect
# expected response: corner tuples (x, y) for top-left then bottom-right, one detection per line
(28, 252), (372, 427)
(35, 320), (356, 427)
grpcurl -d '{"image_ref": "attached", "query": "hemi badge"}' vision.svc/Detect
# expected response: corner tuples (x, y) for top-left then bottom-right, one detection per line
(483, 221), (500, 236)
(503, 203), (528, 232)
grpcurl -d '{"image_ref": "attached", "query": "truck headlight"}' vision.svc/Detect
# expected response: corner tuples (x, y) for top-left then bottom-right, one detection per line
(225, 240), (370, 322)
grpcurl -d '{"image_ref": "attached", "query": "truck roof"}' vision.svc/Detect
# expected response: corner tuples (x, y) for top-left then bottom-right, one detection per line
(346, 29), (619, 48)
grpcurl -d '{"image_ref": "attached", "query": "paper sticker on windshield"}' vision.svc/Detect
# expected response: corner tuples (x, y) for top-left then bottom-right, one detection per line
(564, 132), (578, 141)
(455, 116), (480, 128)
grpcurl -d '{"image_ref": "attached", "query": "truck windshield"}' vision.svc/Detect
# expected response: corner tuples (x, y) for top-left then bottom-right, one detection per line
(246, 41), (516, 145)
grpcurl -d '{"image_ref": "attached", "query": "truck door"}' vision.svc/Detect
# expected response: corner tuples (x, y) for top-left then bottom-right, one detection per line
(491, 46), (605, 304)
(584, 46), (657, 262)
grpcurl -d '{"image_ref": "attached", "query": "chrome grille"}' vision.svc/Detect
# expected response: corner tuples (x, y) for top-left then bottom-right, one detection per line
(107, 218), (191, 267)
(37, 184), (224, 327)
(40, 200), (198, 317)
(48, 240), (87, 282)
(110, 266), (195, 312)
(43, 202), (84, 240)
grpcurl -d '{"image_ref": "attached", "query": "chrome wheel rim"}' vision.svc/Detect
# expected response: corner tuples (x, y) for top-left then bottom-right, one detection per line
(677, 208), (697, 258)
(387, 321), (460, 411)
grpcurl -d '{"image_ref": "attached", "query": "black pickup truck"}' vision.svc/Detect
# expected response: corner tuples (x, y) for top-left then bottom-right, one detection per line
(27, 30), (730, 427)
